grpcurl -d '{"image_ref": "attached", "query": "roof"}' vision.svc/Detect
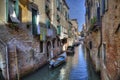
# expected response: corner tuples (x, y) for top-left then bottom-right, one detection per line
(63, 0), (69, 9)
(71, 19), (78, 24)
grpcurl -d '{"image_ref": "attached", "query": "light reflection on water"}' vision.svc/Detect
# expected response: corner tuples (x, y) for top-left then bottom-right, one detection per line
(22, 45), (100, 80)
(70, 45), (88, 80)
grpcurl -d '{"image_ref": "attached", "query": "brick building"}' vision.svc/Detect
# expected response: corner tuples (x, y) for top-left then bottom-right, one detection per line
(84, 0), (120, 80)
(0, 0), (75, 79)
(100, 0), (120, 80)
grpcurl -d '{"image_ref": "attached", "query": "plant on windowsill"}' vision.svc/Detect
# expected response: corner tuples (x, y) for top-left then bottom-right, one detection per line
(91, 16), (97, 26)
(89, 16), (97, 31)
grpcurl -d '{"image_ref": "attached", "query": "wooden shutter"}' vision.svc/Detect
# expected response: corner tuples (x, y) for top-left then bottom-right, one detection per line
(15, 0), (19, 17)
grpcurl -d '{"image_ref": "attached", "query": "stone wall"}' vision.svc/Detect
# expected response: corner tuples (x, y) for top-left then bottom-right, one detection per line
(0, 24), (47, 79)
(101, 0), (120, 80)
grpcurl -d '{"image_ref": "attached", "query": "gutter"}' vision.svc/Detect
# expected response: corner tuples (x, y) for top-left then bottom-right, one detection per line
(0, 39), (10, 80)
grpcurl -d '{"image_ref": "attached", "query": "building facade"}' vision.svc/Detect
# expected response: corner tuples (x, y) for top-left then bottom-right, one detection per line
(84, 0), (120, 80)
(0, 0), (78, 80)
(70, 19), (79, 44)
(100, 0), (120, 80)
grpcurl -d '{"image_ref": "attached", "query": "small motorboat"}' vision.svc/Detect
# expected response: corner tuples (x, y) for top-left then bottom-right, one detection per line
(49, 52), (67, 68)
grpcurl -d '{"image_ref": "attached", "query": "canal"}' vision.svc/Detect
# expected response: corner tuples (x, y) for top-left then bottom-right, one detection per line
(22, 45), (100, 80)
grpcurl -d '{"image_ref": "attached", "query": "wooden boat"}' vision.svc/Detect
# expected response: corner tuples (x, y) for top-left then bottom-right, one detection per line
(49, 52), (67, 68)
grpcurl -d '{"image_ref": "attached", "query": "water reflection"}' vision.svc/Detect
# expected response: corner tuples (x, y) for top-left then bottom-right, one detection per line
(70, 45), (88, 80)
(22, 45), (100, 80)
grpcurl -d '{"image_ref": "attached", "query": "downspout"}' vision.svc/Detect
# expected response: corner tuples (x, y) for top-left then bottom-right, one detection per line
(0, 39), (10, 80)
(98, 18), (102, 59)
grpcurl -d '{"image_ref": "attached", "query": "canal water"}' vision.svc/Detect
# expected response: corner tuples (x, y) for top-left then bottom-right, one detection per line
(22, 45), (100, 80)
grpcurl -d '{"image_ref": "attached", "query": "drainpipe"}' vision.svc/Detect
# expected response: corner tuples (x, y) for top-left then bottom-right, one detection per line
(0, 39), (10, 80)
(98, 17), (102, 58)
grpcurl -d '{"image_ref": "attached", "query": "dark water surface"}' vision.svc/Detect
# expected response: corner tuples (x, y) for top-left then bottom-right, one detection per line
(22, 45), (100, 80)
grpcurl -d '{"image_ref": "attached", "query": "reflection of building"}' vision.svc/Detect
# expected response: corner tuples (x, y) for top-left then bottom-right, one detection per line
(84, 0), (120, 80)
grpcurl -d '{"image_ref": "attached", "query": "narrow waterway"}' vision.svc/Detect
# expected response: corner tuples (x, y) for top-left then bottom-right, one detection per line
(22, 45), (100, 80)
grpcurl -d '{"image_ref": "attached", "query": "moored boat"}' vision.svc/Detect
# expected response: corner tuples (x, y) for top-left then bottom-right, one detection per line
(49, 52), (67, 68)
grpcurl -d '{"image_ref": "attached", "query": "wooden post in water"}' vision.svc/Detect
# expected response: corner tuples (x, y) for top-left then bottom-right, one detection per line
(15, 46), (20, 80)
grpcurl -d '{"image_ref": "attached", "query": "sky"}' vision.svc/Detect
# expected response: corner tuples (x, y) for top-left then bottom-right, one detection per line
(66, 0), (85, 32)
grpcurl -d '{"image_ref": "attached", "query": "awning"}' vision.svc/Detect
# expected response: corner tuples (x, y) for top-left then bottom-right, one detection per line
(9, 3), (20, 23)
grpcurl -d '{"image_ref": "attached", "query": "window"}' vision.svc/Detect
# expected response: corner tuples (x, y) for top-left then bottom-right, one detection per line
(105, 0), (108, 11)
(102, 0), (105, 15)
(52, 39), (55, 48)
(56, 0), (60, 11)
(40, 41), (43, 53)
(88, 6), (90, 20)
(65, 11), (68, 20)
(6, 0), (9, 21)
(97, 6), (100, 22)
(57, 25), (61, 35)
(57, 40), (59, 47)
(46, 19), (50, 28)
(56, 14), (60, 22)
(89, 41), (92, 49)
(102, 44), (106, 64)
(60, 3), (62, 12)
(8, 0), (20, 23)
(32, 9), (37, 35)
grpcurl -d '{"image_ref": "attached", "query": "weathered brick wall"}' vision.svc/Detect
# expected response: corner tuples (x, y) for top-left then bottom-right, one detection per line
(101, 0), (120, 80)
(0, 24), (47, 79)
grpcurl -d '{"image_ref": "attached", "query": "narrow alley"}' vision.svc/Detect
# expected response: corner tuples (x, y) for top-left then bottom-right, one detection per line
(22, 45), (100, 80)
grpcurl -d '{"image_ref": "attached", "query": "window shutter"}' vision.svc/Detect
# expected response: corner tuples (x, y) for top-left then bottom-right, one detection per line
(15, 0), (19, 17)
(32, 9), (37, 35)
(46, 19), (50, 28)
(97, 7), (100, 22)
(102, 0), (105, 14)
(56, 0), (59, 8)
(105, 0), (108, 11)
(57, 26), (61, 34)
(6, 0), (9, 21)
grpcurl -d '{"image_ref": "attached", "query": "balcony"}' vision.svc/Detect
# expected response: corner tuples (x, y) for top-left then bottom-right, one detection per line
(89, 16), (100, 32)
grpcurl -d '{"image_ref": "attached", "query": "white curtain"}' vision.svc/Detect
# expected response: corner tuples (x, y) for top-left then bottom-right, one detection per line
(36, 13), (40, 34)
(9, 1), (20, 23)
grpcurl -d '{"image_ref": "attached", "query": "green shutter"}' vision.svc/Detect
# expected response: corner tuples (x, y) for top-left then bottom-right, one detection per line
(46, 19), (50, 28)
(56, 0), (58, 8)
(105, 0), (108, 11)
(6, 0), (9, 21)
(32, 9), (37, 35)
(56, 0), (60, 10)
(57, 26), (61, 34)
(15, 0), (19, 17)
